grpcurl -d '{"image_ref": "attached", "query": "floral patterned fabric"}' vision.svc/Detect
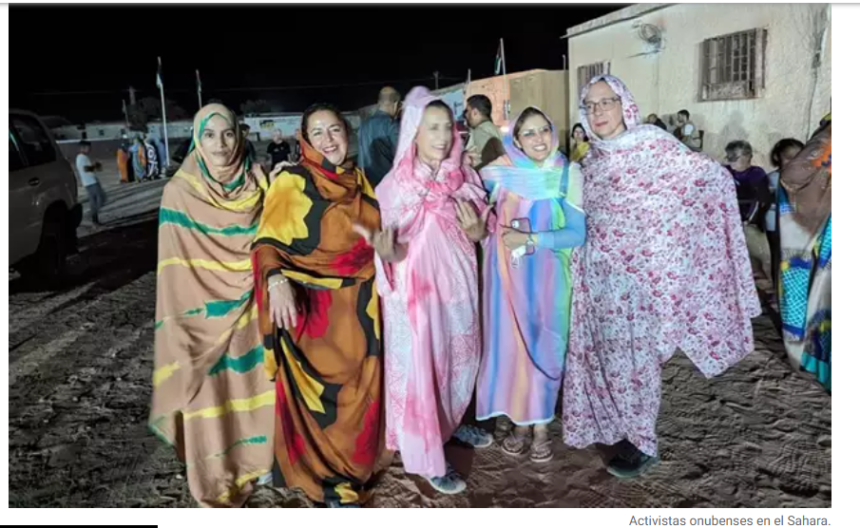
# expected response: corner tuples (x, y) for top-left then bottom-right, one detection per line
(562, 75), (760, 457)
(252, 134), (383, 505)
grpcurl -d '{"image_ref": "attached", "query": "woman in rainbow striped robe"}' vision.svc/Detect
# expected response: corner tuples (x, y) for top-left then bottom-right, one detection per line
(149, 104), (274, 507)
(476, 107), (586, 463)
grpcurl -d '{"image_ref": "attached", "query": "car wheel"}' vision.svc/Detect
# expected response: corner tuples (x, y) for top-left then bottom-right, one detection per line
(20, 211), (69, 285)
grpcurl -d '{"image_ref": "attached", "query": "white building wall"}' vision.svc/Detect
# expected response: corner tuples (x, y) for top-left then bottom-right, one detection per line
(567, 3), (831, 169)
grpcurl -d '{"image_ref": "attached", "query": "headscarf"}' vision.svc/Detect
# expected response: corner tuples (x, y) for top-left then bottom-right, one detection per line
(780, 114), (831, 233)
(374, 86), (488, 242)
(481, 107), (573, 205)
(181, 104), (254, 196)
(570, 74), (760, 377)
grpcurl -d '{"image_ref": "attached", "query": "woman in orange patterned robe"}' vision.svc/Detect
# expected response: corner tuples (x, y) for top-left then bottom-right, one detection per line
(252, 103), (401, 507)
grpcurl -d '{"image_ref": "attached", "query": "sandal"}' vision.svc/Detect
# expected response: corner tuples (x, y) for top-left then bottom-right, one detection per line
(494, 416), (514, 440)
(453, 424), (493, 449)
(423, 463), (467, 495)
(501, 429), (529, 457)
(529, 435), (554, 463)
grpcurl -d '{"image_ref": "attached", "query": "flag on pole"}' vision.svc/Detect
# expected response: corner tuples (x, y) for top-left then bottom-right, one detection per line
(156, 57), (164, 89)
(494, 40), (503, 75)
(196, 69), (202, 94)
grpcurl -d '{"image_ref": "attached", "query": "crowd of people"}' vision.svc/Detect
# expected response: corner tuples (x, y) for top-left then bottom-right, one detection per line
(149, 73), (831, 508)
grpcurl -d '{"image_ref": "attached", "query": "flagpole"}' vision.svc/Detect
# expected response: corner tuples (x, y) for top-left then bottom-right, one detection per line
(196, 69), (203, 109)
(500, 38), (509, 121)
(157, 57), (170, 167)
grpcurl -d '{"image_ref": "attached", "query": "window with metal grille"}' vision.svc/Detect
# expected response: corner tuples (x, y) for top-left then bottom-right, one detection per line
(701, 29), (767, 101)
(577, 61), (610, 97)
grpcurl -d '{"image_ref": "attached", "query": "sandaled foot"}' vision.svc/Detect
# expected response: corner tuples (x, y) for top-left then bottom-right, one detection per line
(423, 464), (467, 495)
(453, 424), (493, 448)
(607, 450), (659, 479)
(501, 430), (529, 457)
(529, 435), (553, 463)
(494, 416), (514, 440)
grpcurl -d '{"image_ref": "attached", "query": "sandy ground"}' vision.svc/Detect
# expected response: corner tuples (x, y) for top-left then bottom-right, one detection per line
(8, 163), (831, 508)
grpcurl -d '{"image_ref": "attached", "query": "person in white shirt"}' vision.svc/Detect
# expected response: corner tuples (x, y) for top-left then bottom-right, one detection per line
(674, 109), (701, 151)
(75, 141), (107, 225)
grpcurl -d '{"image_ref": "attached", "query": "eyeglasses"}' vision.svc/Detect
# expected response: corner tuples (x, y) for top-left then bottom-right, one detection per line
(582, 97), (621, 115)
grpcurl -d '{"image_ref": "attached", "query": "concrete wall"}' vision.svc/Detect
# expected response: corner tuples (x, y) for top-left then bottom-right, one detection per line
(567, 3), (831, 169)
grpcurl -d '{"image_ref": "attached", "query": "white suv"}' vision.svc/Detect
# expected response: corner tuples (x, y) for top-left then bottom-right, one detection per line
(9, 109), (82, 281)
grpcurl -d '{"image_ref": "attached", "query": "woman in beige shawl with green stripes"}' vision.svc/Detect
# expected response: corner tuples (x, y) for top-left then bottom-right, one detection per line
(150, 104), (274, 507)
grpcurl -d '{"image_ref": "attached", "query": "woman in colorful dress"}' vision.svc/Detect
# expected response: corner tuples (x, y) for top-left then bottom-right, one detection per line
(131, 137), (148, 182)
(375, 87), (494, 495)
(149, 103), (274, 507)
(766, 138), (805, 304)
(252, 103), (397, 507)
(778, 115), (831, 391)
(476, 107), (586, 463)
(569, 122), (590, 164)
(562, 75), (760, 478)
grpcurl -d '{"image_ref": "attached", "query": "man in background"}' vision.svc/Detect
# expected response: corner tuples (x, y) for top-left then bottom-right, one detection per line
(464, 94), (504, 170)
(76, 141), (107, 226)
(674, 109), (700, 150)
(358, 86), (401, 187)
(241, 123), (257, 162)
(266, 128), (292, 170)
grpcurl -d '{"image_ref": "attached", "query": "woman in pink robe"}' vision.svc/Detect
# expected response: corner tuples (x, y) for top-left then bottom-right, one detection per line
(374, 87), (493, 495)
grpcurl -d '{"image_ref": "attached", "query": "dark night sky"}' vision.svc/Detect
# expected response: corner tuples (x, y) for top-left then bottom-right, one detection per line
(10, 3), (624, 123)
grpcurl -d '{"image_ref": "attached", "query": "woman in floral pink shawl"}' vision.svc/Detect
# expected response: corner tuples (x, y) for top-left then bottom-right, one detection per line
(562, 75), (760, 478)
(374, 87), (493, 495)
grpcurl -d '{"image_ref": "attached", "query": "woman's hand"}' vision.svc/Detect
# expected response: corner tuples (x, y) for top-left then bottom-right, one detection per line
(463, 146), (481, 168)
(455, 199), (492, 242)
(500, 227), (531, 251)
(269, 160), (299, 178)
(352, 224), (404, 263)
(268, 276), (298, 330)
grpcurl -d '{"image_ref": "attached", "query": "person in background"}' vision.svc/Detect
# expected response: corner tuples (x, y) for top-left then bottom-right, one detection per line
(569, 122), (590, 164)
(266, 128), (292, 170)
(149, 103), (273, 507)
(149, 132), (169, 177)
(674, 110), (699, 150)
(766, 138), (805, 304)
(477, 107), (586, 464)
(76, 141), (107, 225)
(117, 140), (131, 184)
(358, 86), (401, 187)
(131, 136), (148, 182)
(241, 123), (257, 162)
(463, 94), (505, 170)
(646, 113), (668, 131)
(778, 115), (831, 392)
(563, 75), (759, 479)
(374, 87), (493, 496)
(725, 140), (772, 288)
(144, 136), (161, 181)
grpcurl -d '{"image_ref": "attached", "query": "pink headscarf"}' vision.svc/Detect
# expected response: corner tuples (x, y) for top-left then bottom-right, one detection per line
(375, 86), (488, 243)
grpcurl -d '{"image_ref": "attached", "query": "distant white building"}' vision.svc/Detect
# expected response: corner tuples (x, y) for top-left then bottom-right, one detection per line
(565, 3), (831, 168)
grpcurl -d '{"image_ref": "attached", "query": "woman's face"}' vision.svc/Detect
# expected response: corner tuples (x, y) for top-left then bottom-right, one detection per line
(515, 113), (553, 163)
(584, 81), (625, 140)
(779, 145), (802, 169)
(573, 127), (585, 142)
(415, 105), (454, 166)
(306, 110), (348, 166)
(199, 114), (237, 167)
